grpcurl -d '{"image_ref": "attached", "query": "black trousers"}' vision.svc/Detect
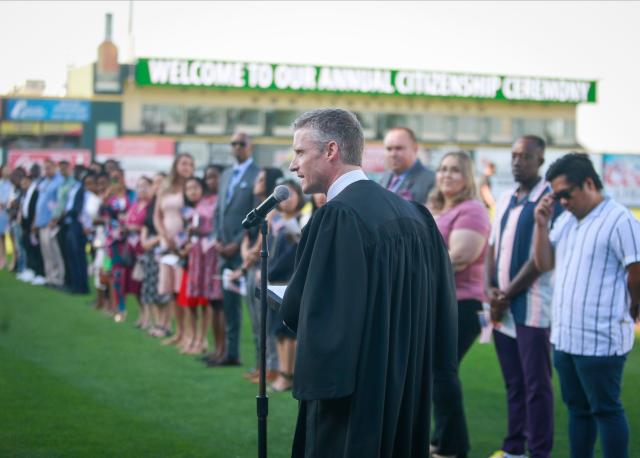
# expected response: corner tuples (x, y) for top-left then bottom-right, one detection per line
(65, 222), (88, 294)
(22, 224), (44, 277)
(431, 299), (482, 457)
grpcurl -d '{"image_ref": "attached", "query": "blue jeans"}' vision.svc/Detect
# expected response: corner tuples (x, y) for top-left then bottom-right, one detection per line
(553, 349), (628, 458)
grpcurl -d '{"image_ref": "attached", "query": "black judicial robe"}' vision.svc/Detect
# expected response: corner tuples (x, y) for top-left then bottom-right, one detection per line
(281, 180), (458, 458)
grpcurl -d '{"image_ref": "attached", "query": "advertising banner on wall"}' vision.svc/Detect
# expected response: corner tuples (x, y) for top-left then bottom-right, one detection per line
(8, 149), (91, 169)
(96, 137), (175, 157)
(602, 154), (640, 207)
(6, 98), (91, 122)
(136, 57), (597, 104)
(96, 137), (175, 188)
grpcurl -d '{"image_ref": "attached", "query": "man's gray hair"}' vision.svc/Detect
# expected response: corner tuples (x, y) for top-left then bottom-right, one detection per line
(292, 108), (364, 166)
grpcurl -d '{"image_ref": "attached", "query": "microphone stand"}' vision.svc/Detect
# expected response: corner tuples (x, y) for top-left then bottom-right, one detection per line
(257, 218), (269, 458)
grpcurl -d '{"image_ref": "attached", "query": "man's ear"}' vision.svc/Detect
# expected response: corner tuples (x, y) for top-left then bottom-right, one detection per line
(325, 141), (340, 162)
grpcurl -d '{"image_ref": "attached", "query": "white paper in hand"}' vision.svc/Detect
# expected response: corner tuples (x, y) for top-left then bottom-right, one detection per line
(222, 268), (247, 295)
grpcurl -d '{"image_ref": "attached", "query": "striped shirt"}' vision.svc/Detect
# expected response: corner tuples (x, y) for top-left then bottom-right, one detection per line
(491, 178), (560, 328)
(549, 197), (640, 356)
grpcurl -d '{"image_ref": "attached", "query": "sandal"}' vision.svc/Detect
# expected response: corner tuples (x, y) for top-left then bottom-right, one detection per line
(269, 372), (293, 392)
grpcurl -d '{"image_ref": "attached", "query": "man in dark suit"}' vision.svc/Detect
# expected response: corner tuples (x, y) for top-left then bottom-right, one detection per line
(62, 171), (90, 294)
(380, 127), (435, 204)
(210, 132), (260, 366)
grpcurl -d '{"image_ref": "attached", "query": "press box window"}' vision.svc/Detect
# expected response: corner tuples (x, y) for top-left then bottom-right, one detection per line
(186, 107), (226, 135)
(272, 110), (301, 137)
(422, 114), (454, 142)
(142, 105), (186, 134)
(353, 112), (377, 139)
(455, 116), (484, 143)
(230, 109), (265, 136)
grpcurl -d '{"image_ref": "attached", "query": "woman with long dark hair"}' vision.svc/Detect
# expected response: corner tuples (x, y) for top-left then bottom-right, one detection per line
(141, 173), (171, 337)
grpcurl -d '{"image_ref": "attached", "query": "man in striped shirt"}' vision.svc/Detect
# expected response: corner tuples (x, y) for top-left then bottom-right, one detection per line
(486, 135), (558, 458)
(534, 153), (640, 458)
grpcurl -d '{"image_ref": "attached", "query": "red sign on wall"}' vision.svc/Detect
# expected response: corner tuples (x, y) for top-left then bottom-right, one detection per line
(96, 137), (175, 157)
(8, 149), (91, 169)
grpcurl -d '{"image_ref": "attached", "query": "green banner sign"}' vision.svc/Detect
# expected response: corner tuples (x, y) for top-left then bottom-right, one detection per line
(135, 58), (597, 104)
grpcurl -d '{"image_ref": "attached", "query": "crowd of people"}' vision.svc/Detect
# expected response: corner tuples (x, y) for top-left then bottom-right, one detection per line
(0, 134), (324, 394)
(379, 127), (639, 458)
(1, 121), (639, 458)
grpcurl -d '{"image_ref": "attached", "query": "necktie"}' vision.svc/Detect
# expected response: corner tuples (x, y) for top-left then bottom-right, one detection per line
(387, 175), (400, 191)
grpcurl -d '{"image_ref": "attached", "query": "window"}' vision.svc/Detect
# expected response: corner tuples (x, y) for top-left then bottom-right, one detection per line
(422, 114), (454, 142)
(353, 112), (377, 139)
(186, 107), (226, 135)
(141, 105), (186, 134)
(230, 108), (265, 136)
(271, 110), (301, 137)
(455, 116), (484, 142)
(489, 117), (512, 143)
(545, 119), (576, 146)
(523, 118), (546, 138)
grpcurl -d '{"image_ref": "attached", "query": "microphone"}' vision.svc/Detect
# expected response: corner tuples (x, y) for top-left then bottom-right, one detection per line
(242, 185), (290, 228)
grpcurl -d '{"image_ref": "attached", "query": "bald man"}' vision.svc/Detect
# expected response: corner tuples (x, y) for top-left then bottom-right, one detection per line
(380, 127), (435, 204)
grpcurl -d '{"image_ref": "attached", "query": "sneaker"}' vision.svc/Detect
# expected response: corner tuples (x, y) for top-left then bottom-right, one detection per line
(18, 270), (35, 282)
(31, 276), (47, 286)
(488, 451), (527, 458)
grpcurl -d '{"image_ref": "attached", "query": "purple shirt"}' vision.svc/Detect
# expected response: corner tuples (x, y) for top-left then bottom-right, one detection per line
(435, 199), (490, 302)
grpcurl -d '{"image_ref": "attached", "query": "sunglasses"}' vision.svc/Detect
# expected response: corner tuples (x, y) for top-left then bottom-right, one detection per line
(552, 185), (577, 201)
(231, 141), (247, 148)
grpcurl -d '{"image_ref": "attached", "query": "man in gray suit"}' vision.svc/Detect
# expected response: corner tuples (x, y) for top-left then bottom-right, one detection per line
(210, 132), (260, 366)
(380, 127), (435, 204)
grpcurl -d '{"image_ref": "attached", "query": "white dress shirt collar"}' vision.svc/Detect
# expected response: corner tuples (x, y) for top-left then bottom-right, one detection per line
(326, 169), (369, 202)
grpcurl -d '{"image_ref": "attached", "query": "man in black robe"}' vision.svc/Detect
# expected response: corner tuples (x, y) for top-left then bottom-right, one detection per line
(281, 108), (458, 457)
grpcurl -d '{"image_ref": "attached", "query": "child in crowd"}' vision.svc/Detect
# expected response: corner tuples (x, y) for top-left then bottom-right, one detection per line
(176, 177), (223, 354)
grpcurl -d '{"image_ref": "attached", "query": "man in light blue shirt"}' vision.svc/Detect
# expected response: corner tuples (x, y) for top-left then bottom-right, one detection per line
(34, 159), (65, 287)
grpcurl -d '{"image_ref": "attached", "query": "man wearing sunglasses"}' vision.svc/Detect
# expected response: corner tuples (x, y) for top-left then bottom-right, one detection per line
(534, 153), (640, 458)
(210, 132), (260, 366)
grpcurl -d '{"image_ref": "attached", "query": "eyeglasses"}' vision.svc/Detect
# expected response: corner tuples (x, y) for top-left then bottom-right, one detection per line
(552, 185), (577, 201)
(231, 141), (247, 148)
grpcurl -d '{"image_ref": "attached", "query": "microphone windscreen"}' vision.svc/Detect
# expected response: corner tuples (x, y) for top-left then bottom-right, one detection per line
(274, 185), (290, 202)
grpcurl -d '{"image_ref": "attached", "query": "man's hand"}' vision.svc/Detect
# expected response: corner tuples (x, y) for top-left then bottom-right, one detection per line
(487, 287), (510, 324)
(48, 218), (58, 228)
(535, 194), (555, 229)
(228, 269), (244, 281)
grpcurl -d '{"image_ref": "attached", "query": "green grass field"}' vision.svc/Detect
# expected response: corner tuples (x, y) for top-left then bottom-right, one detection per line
(1, 269), (638, 458)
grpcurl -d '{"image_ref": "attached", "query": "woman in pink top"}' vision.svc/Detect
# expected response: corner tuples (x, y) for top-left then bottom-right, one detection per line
(426, 151), (490, 458)
(123, 176), (153, 328)
(153, 153), (194, 347)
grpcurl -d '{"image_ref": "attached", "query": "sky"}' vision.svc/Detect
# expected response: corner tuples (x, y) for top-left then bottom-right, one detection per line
(0, 1), (638, 153)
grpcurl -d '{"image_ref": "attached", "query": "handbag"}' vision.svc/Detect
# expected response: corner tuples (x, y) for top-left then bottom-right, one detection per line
(131, 257), (145, 281)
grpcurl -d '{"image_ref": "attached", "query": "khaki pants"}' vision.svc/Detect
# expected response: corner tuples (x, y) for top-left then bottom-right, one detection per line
(39, 226), (65, 286)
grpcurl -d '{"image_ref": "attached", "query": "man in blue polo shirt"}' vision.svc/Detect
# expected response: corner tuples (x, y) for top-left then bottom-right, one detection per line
(534, 153), (640, 458)
(486, 135), (560, 458)
(34, 159), (65, 287)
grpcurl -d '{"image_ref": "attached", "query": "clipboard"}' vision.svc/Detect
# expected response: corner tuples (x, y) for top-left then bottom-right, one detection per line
(255, 284), (287, 312)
